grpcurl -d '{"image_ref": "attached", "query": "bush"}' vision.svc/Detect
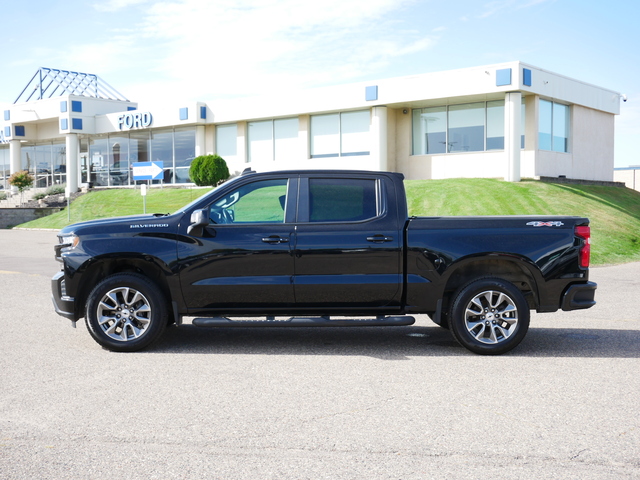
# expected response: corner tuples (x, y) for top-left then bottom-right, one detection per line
(46, 184), (66, 196)
(33, 192), (47, 201)
(189, 155), (230, 187)
(8, 170), (34, 193)
(0, 191), (6, 201)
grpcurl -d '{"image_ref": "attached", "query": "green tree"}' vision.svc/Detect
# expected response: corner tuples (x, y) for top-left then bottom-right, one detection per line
(8, 170), (34, 206)
(189, 155), (230, 187)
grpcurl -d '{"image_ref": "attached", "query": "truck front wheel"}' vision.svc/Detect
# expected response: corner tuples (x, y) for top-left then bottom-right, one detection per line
(449, 278), (530, 355)
(85, 273), (168, 352)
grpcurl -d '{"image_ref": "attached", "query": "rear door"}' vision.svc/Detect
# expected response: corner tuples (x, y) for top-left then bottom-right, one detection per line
(293, 174), (402, 308)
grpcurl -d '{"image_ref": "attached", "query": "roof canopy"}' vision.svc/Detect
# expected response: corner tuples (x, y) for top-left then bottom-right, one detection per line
(14, 67), (129, 104)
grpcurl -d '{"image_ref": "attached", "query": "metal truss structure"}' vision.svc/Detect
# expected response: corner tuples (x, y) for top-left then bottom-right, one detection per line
(14, 67), (129, 104)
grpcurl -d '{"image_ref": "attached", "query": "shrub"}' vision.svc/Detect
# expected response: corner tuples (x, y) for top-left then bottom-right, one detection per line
(189, 155), (230, 187)
(8, 170), (34, 193)
(46, 184), (66, 196)
(33, 192), (47, 201)
(0, 191), (6, 201)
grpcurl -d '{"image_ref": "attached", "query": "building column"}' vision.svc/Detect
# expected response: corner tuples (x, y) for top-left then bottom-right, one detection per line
(65, 133), (79, 193)
(195, 125), (206, 158)
(371, 106), (388, 171)
(236, 122), (247, 164)
(9, 140), (21, 194)
(505, 92), (522, 182)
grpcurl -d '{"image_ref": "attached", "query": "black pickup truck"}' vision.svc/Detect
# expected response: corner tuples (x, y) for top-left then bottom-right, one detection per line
(52, 169), (596, 355)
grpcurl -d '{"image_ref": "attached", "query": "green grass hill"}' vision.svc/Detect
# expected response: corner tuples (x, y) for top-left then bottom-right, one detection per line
(16, 179), (640, 266)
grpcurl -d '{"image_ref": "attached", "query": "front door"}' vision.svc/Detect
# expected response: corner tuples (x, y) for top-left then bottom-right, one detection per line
(178, 177), (296, 312)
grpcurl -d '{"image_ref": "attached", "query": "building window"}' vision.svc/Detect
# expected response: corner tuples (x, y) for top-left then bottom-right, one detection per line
(247, 118), (299, 163)
(310, 110), (370, 158)
(539, 99), (569, 153)
(448, 102), (485, 152)
(412, 101), (508, 154)
(412, 107), (446, 154)
(486, 100), (505, 150)
(216, 124), (238, 162)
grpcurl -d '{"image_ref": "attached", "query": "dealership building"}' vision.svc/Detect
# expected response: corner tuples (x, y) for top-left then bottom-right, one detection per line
(0, 61), (622, 193)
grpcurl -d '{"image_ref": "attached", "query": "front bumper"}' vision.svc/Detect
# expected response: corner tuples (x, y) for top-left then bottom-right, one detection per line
(51, 271), (77, 320)
(561, 281), (597, 311)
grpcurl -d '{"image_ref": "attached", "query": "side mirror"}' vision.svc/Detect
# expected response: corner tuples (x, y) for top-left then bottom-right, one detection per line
(187, 209), (209, 236)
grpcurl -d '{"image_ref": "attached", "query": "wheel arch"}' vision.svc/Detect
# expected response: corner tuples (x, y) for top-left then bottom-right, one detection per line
(440, 255), (542, 315)
(75, 255), (174, 319)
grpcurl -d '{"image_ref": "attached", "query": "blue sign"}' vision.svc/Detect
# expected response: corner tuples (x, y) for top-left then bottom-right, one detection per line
(132, 161), (163, 180)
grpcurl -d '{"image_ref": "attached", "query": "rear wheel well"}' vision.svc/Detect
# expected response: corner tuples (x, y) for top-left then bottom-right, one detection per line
(440, 259), (538, 317)
(75, 258), (172, 320)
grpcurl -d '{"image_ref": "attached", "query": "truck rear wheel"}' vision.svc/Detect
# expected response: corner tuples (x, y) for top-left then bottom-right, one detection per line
(449, 278), (529, 355)
(85, 273), (168, 352)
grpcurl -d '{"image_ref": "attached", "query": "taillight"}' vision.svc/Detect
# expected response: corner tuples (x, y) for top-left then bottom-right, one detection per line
(575, 225), (591, 268)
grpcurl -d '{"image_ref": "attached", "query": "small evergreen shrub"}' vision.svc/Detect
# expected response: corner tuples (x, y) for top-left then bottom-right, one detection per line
(189, 155), (230, 187)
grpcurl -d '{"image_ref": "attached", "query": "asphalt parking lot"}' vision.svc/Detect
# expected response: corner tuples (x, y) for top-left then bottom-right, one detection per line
(1, 228), (639, 479)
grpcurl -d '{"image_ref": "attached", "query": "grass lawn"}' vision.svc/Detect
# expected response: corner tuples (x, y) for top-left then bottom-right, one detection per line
(15, 179), (640, 265)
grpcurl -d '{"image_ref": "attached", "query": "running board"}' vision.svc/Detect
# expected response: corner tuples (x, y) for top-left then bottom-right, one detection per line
(191, 315), (415, 328)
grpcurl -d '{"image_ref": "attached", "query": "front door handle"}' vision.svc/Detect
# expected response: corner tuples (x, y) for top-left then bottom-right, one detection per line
(366, 235), (394, 243)
(262, 235), (289, 244)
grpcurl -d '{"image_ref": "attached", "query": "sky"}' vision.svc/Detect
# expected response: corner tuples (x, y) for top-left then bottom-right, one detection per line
(1, 0), (638, 167)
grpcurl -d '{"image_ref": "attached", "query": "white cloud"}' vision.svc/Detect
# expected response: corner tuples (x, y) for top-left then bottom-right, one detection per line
(479, 0), (554, 18)
(92, 0), (152, 13)
(79, 0), (434, 102)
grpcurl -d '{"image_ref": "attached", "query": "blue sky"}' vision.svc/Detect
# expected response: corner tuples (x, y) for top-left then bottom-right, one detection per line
(1, 0), (638, 167)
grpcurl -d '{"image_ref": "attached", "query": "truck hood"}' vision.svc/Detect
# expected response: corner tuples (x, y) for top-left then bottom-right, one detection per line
(59, 213), (179, 236)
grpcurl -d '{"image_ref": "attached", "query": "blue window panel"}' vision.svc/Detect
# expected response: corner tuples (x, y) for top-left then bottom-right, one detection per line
(523, 68), (532, 86)
(496, 68), (512, 86)
(71, 100), (82, 112)
(60, 101), (68, 113)
(127, 106), (137, 111)
(3, 110), (10, 121)
(72, 118), (83, 130)
(4, 126), (10, 137)
(60, 119), (68, 130)
(200, 106), (207, 119)
(365, 85), (378, 101)
(180, 107), (188, 120)
(14, 126), (25, 137)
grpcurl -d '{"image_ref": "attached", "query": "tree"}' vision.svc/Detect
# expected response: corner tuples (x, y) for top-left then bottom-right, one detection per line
(189, 155), (230, 187)
(8, 170), (34, 206)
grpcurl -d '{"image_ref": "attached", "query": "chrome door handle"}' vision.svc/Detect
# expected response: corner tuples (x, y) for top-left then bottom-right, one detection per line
(366, 235), (393, 243)
(262, 236), (289, 244)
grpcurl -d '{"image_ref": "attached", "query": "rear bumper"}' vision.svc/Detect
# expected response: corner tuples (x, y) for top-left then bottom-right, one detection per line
(561, 281), (597, 311)
(51, 271), (77, 320)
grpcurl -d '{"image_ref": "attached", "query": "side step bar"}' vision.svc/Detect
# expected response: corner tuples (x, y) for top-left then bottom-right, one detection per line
(192, 315), (415, 328)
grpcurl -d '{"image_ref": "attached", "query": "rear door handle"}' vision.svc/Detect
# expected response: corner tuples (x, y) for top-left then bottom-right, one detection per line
(366, 235), (394, 243)
(262, 235), (289, 244)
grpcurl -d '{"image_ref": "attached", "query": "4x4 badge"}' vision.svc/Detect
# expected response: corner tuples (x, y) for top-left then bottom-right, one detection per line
(526, 221), (564, 227)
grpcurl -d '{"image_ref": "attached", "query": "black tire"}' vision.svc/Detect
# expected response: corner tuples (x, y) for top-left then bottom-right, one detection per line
(449, 278), (529, 355)
(85, 273), (168, 352)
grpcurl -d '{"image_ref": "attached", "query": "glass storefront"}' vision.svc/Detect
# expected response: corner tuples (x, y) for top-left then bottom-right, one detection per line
(85, 127), (195, 186)
(0, 146), (9, 191)
(19, 142), (67, 188)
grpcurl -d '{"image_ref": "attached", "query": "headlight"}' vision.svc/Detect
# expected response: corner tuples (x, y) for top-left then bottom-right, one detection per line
(59, 234), (80, 249)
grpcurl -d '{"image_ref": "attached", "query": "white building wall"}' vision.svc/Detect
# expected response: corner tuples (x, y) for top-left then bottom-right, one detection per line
(614, 169), (640, 191)
(571, 105), (615, 181)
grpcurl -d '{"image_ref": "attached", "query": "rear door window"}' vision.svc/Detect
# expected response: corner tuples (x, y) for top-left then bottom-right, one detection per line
(308, 178), (377, 222)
